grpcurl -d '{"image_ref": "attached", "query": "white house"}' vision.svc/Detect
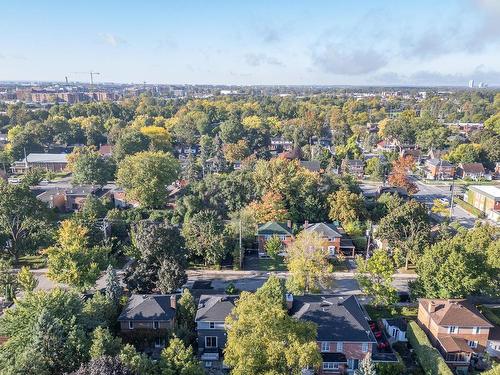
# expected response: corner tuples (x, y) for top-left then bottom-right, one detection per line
(383, 318), (407, 343)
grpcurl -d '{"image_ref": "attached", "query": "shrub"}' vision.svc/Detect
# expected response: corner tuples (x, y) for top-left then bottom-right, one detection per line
(375, 352), (406, 375)
(407, 321), (453, 375)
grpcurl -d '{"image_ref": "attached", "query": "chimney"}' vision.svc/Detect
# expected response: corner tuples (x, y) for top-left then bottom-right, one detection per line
(286, 293), (293, 310)
(428, 301), (436, 314)
(170, 295), (177, 310)
(304, 220), (309, 229)
(287, 220), (292, 229)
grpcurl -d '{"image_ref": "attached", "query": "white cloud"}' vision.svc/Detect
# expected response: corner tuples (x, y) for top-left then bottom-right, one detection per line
(312, 44), (387, 75)
(99, 33), (127, 47)
(244, 53), (284, 67)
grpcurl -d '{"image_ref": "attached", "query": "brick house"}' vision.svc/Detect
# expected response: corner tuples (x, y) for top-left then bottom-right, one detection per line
(458, 163), (485, 180)
(256, 221), (293, 256)
(290, 295), (384, 374)
(341, 159), (364, 179)
(417, 299), (494, 371)
(118, 294), (177, 354)
(425, 159), (455, 180)
(303, 222), (356, 258)
(464, 185), (500, 223)
(195, 294), (238, 370)
(10, 153), (68, 174)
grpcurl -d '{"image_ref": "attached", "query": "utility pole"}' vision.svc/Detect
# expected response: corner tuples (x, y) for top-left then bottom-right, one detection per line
(239, 219), (243, 270)
(449, 175), (455, 219)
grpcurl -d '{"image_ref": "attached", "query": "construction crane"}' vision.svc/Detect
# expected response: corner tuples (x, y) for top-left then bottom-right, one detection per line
(69, 71), (101, 85)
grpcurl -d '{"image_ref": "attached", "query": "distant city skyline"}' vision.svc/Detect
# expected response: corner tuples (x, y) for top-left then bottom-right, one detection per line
(1, 0), (500, 86)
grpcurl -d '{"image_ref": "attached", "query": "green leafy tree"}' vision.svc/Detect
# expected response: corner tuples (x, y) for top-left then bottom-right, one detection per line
(285, 231), (333, 294)
(104, 265), (122, 304)
(365, 157), (386, 180)
(68, 146), (113, 185)
(376, 200), (430, 269)
(255, 274), (286, 307)
(125, 221), (187, 294)
(120, 344), (157, 374)
(182, 210), (227, 266)
(177, 289), (197, 331)
(356, 251), (398, 306)
(445, 143), (484, 164)
(265, 235), (283, 260)
(0, 259), (17, 301)
(46, 220), (111, 290)
(17, 265), (38, 292)
(82, 292), (118, 331)
(224, 286), (321, 375)
(0, 289), (89, 374)
(0, 181), (49, 261)
(157, 258), (188, 294)
(116, 151), (180, 208)
(159, 336), (204, 375)
(89, 327), (122, 359)
(412, 225), (499, 298)
(71, 355), (135, 375)
(328, 188), (366, 225)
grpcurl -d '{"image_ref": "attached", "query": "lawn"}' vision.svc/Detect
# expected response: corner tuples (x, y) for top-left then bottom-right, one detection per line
(258, 256), (287, 271)
(16, 255), (47, 269)
(331, 258), (350, 272)
(365, 305), (418, 321)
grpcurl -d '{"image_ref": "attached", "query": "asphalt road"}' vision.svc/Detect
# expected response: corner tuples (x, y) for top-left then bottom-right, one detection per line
(410, 178), (477, 228)
(360, 178), (478, 228)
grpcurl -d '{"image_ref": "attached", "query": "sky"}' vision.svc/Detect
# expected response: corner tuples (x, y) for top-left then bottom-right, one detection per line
(1, 0), (499, 86)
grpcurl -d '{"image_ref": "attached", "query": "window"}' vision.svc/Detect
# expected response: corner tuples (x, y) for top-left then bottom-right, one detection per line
(153, 321), (159, 329)
(279, 235), (287, 241)
(362, 343), (368, 352)
(448, 326), (458, 334)
(347, 359), (359, 370)
(323, 362), (339, 370)
(128, 321), (134, 329)
(154, 337), (165, 348)
(467, 340), (478, 348)
(321, 342), (329, 352)
(204, 361), (212, 368)
(328, 246), (336, 255)
(209, 322), (215, 329)
(472, 327), (480, 334)
(336, 342), (343, 352)
(205, 336), (218, 348)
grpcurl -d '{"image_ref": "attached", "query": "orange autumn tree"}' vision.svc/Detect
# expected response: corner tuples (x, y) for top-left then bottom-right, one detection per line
(388, 155), (418, 194)
(246, 191), (289, 223)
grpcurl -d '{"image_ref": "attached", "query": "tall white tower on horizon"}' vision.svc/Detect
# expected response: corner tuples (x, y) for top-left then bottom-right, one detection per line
(468, 80), (475, 88)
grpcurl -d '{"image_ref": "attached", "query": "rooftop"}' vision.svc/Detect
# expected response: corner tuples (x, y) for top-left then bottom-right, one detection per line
(195, 294), (238, 322)
(19, 153), (68, 164)
(257, 222), (293, 236)
(304, 222), (343, 238)
(118, 294), (176, 321)
(419, 299), (493, 328)
(291, 295), (376, 343)
(469, 185), (500, 200)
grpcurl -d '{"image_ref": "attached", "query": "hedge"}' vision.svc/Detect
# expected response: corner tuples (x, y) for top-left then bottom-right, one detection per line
(407, 321), (453, 375)
(453, 197), (485, 218)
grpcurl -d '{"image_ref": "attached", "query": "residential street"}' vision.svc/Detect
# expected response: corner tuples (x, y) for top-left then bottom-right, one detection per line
(360, 178), (478, 228)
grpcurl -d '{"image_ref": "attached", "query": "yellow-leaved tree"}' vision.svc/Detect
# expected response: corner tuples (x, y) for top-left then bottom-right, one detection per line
(285, 231), (333, 294)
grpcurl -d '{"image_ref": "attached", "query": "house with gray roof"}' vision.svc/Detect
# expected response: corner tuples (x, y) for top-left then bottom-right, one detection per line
(303, 222), (356, 258)
(118, 294), (177, 353)
(290, 295), (395, 373)
(10, 153), (68, 174)
(195, 294), (238, 369)
(257, 221), (294, 256)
